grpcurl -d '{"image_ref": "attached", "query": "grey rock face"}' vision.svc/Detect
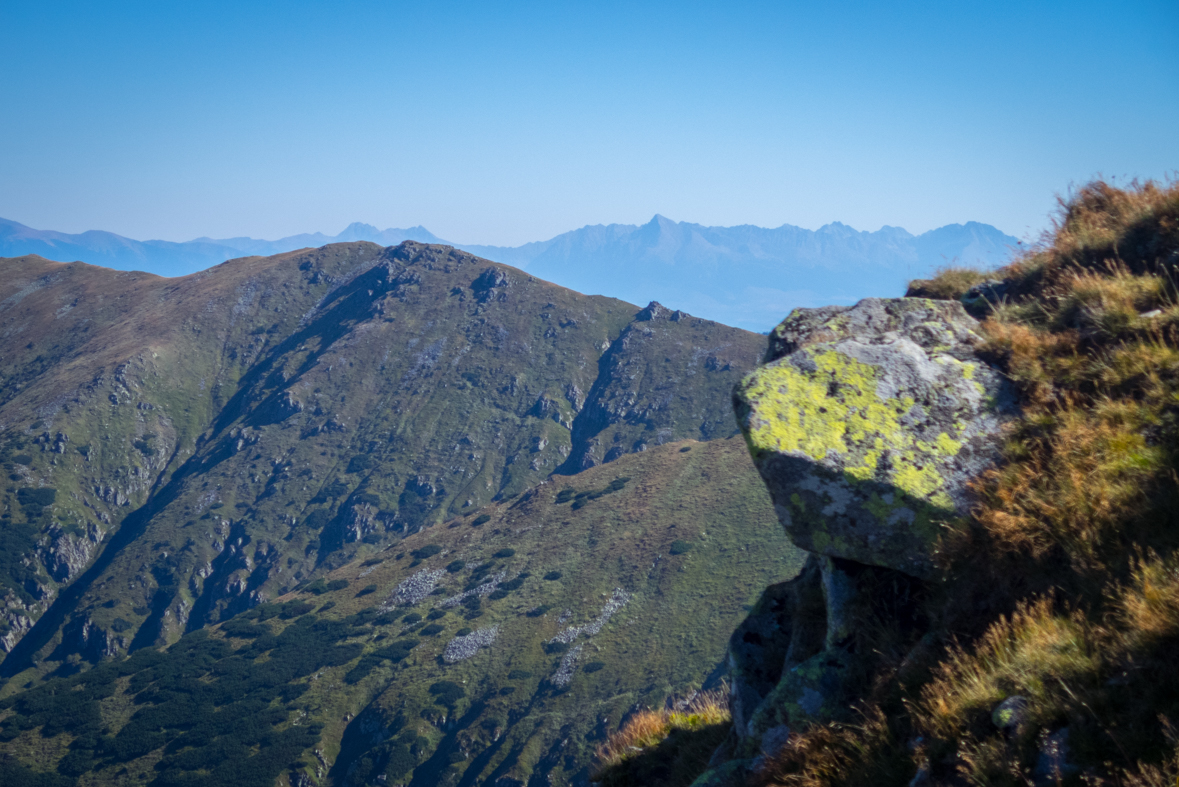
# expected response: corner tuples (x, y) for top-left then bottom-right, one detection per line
(734, 298), (1017, 578)
(702, 297), (1019, 785)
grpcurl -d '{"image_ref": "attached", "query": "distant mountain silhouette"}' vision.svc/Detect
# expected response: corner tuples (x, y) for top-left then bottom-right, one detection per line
(0, 215), (1019, 330)
(461, 216), (1022, 330)
(0, 217), (444, 278)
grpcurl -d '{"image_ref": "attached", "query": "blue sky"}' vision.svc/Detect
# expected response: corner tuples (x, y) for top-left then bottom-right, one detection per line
(1, 1), (1175, 246)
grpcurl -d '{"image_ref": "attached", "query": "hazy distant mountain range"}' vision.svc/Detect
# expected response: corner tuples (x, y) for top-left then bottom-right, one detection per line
(0, 214), (1020, 331)
(0, 217), (445, 278)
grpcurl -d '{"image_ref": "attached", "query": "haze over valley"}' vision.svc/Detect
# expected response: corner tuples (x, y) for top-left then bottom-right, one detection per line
(0, 215), (1019, 331)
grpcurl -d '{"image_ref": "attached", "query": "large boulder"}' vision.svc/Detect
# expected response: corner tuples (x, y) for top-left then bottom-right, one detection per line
(734, 298), (1016, 578)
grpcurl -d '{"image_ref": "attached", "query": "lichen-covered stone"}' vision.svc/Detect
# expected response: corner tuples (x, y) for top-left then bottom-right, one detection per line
(747, 645), (857, 734)
(735, 298), (1016, 578)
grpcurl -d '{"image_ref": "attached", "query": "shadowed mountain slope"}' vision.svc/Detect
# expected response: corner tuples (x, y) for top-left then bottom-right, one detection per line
(0, 437), (805, 787)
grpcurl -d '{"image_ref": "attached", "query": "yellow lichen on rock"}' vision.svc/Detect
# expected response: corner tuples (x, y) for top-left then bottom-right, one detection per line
(734, 298), (1016, 577)
(739, 348), (959, 504)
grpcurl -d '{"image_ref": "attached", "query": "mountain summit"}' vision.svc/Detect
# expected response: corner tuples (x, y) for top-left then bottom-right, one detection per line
(0, 215), (1019, 331)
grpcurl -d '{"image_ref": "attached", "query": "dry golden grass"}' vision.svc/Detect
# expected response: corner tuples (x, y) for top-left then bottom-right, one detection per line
(906, 267), (993, 301)
(970, 399), (1164, 565)
(1117, 554), (1179, 648)
(591, 690), (734, 787)
(915, 598), (1099, 740)
(917, 179), (1179, 783)
(733, 180), (1179, 787)
(751, 707), (913, 787)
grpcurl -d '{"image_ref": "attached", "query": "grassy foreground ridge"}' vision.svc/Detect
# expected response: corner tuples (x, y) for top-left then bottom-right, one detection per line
(727, 179), (1179, 786)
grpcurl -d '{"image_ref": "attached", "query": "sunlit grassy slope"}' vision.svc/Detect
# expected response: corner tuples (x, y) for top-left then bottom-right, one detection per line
(0, 436), (805, 787)
(744, 179), (1179, 786)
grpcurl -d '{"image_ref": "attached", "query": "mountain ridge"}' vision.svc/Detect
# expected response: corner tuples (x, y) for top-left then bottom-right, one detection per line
(0, 242), (764, 676)
(0, 216), (1021, 330)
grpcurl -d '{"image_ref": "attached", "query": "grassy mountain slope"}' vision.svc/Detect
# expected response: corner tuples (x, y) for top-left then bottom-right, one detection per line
(0, 437), (805, 787)
(0, 243), (394, 651)
(0, 243), (764, 677)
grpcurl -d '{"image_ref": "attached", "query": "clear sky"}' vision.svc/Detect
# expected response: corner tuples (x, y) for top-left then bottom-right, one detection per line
(1, 1), (1175, 247)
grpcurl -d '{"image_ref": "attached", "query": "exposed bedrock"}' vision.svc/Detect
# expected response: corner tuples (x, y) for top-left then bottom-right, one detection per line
(733, 297), (1017, 578)
(700, 299), (1017, 782)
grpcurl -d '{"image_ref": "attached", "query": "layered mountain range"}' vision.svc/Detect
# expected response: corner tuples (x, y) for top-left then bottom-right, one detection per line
(0, 242), (802, 785)
(0, 215), (1020, 331)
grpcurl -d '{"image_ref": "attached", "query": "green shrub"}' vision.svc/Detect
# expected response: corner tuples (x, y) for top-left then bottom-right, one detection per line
(346, 455), (373, 474)
(669, 540), (693, 555)
(472, 514), (491, 526)
(428, 681), (465, 707)
(384, 744), (416, 781)
(411, 544), (443, 560)
(279, 601), (315, 619)
(303, 509), (331, 530)
(446, 560), (465, 573)
(421, 623), (444, 636)
(17, 487), (55, 508)
(544, 571), (562, 581)
(584, 661), (606, 673)
(508, 669), (532, 680)
(493, 548), (516, 558)
(402, 613), (422, 625)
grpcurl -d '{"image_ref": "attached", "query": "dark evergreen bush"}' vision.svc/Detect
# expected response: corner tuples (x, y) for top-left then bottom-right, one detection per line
(411, 544), (443, 560)
(428, 681), (465, 707)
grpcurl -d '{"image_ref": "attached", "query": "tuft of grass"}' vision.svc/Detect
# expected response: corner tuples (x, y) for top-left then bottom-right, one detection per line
(905, 267), (991, 301)
(592, 689), (731, 787)
(915, 598), (1099, 742)
(751, 707), (909, 787)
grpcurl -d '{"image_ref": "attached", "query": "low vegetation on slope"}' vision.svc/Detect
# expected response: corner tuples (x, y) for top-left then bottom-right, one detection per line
(0, 242), (762, 676)
(738, 179), (1179, 785)
(0, 437), (805, 786)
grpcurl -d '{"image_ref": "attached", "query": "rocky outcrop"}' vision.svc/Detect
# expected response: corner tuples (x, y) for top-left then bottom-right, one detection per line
(734, 297), (1016, 579)
(697, 298), (1016, 783)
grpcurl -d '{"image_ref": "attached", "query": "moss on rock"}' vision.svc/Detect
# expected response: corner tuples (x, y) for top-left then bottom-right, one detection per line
(735, 298), (1017, 578)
